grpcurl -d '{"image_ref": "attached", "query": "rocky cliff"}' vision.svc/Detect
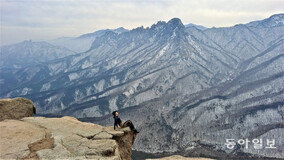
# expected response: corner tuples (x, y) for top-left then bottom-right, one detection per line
(0, 116), (136, 160)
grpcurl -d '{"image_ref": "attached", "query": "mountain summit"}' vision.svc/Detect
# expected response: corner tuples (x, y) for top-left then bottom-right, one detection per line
(167, 18), (184, 28)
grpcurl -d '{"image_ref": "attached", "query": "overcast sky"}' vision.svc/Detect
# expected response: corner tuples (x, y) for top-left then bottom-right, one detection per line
(1, 0), (283, 45)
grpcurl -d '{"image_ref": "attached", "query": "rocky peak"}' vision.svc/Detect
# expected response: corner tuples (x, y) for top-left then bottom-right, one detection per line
(89, 31), (119, 49)
(131, 26), (145, 33)
(147, 18), (187, 44)
(113, 27), (129, 34)
(268, 13), (284, 23)
(150, 18), (184, 31)
(167, 17), (184, 29)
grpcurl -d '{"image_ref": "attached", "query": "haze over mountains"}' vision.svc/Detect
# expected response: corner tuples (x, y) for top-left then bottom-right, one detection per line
(48, 27), (129, 53)
(1, 13), (283, 158)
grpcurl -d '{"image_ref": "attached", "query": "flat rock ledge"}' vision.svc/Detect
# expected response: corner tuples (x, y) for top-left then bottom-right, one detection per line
(0, 116), (136, 160)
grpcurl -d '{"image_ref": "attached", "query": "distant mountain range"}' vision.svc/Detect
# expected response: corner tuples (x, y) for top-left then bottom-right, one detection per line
(0, 13), (283, 159)
(48, 27), (129, 52)
(185, 23), (207, 30)
(49, 23), (207, 53)
(0, 40), (76, 69)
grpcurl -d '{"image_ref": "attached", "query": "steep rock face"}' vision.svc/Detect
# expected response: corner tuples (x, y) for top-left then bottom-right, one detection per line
(0, 97), (36, 121)
(0, 116), (136, 160)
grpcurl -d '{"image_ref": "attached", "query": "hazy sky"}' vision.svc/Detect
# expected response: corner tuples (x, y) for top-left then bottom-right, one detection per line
(1, 0), (283, 45)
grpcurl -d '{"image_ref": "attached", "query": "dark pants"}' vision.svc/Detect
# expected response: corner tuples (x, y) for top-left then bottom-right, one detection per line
(122, 120), (136, 131)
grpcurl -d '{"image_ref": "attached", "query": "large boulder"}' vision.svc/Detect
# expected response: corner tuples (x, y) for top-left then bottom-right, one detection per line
(0, 116), (136, 160)
(0, 97), (36, 121)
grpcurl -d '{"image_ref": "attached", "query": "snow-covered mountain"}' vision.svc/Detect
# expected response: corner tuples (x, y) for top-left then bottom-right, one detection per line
(1, 14), (283, 159)
(0, 40), (76, 69)
(48, 27), (129, 52)
(185, 23), (207, 30)
(0, 40), (77, 95)
(246, 13), (284, 28)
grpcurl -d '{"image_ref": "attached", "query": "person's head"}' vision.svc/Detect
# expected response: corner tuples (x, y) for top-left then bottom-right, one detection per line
(112, 110), (119, 118)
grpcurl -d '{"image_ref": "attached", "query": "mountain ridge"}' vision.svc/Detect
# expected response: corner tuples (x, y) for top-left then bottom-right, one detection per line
(1, 13), (283, 159)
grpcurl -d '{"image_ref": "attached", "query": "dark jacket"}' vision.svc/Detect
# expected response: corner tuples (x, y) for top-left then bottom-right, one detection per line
(114, 116), (122, 129)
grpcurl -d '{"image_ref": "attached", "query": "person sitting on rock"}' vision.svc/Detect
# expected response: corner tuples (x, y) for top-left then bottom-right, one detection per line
(112, 110), (139, 134)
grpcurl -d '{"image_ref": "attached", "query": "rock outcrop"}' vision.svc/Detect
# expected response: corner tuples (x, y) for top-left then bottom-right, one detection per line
(0, 116), (136, 160)
(0, 97), (36, 121)
(146, 155), (214, 160)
